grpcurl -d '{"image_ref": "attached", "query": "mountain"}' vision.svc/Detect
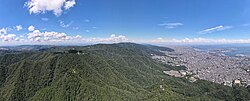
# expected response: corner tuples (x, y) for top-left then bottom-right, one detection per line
(0, 43), (249, 101)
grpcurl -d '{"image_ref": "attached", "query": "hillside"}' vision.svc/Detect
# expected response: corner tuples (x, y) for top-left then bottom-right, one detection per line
(0, 43), (249, 101)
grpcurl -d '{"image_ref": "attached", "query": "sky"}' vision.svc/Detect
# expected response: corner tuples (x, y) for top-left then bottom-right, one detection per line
(1, 0), (250, 45)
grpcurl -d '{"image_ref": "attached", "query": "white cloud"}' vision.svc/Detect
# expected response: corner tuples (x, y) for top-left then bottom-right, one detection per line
(0, 35), (3, 39)
(88, 34), (128, 43)
(0, 28), (7, 34)
(198, 25), (232, 34)
(75, 35), (82, 39)
(27, 30), (43, 41)
(3, 24), (250, 45)
(0, 28), (17, 42)
(59, 20), (73, 28)
(64, 0), (76, 10)
(0, 27), (129, 43)
(4, 28), (250, 44)
(16, 25), (23, 31)
(28, 25), (35, 31)
(25, 0), (76, 16)
(26, 28), (82, 42)
(44, 31), (67, 39)
(158, 22), (183, 29)
(41, 18), (49, 21)
(15, 37), (20, 41)
(1, 34), (16, 41)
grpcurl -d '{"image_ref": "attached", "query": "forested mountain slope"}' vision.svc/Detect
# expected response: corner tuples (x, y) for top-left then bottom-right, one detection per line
(0, 43), (249, 101)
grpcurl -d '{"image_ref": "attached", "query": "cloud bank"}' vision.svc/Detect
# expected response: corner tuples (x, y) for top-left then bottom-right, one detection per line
(0, 26), (129, 45)
(1, 25), (250, 45)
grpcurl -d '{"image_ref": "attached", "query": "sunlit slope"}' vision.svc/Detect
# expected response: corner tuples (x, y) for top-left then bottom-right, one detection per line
(0, 43), (249, 101)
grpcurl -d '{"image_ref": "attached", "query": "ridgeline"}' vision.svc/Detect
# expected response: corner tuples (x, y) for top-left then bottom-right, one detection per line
(0, 43), (249, 101)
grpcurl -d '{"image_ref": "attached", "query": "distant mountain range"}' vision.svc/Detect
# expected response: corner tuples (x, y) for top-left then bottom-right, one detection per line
(0, 43), (249, 101)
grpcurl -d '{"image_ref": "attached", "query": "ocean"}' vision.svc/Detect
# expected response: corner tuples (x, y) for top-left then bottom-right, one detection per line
(192, 44), (250, 57)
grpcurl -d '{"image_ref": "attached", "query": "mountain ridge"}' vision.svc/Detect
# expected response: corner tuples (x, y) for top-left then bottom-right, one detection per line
(0, 43), (249, 101)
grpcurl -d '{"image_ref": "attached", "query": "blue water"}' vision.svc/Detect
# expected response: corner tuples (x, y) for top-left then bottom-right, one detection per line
(192, 44), (250, 56)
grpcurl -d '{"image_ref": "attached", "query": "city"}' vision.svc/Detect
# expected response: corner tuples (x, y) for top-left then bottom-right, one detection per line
(152, 46), (250, 87)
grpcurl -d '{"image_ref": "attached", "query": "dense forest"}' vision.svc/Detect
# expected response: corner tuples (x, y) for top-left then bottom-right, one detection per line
(0, 43), (249, 101)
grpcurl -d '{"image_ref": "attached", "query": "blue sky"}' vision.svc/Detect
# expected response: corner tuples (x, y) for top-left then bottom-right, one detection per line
(1, 0), (250, 45)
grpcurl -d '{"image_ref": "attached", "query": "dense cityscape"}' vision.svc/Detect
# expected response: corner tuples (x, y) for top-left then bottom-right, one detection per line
(153, 46), (250, 87)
